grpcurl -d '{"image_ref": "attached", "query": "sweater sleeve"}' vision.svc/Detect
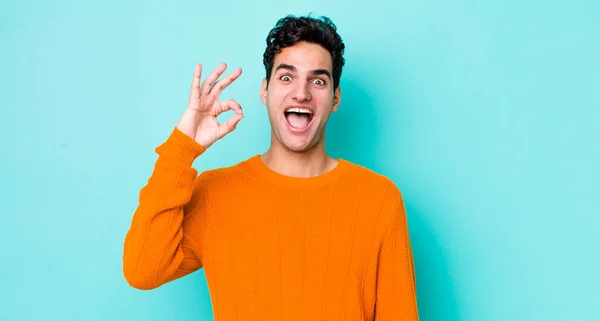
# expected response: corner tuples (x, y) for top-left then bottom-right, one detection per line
(122, 127), (210, 290)
(374, 190), (420, 320)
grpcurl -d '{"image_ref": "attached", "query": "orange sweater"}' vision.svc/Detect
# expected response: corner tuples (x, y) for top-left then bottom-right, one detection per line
(123, 127), (419, 320)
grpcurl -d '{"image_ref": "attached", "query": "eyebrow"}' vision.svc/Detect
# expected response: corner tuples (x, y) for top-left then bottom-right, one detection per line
(274, 63), (332, 80)
(311, 69), (332, 80)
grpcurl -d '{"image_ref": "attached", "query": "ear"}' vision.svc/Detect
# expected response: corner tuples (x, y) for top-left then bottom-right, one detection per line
(332, 86), (341, 112)
(260, 78), (268, 105)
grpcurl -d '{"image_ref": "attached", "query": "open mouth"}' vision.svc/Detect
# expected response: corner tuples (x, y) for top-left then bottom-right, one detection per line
(284, 107), (314, 130)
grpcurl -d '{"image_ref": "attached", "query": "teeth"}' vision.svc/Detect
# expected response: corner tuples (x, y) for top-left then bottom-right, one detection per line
(285, 107), (313, 114)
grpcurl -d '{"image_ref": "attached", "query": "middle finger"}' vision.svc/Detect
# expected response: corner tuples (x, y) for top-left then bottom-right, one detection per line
(209, 67), (242, 99)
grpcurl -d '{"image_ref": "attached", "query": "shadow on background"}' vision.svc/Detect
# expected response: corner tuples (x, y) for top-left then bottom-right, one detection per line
(327, 77), (379, 169)
(405, 202), (461, 321)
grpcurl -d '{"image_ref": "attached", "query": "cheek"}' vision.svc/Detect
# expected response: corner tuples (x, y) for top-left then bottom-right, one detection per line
(313, 91), (333, 110)
(266, 93), (285, 119)
(267, 86), (291, 107)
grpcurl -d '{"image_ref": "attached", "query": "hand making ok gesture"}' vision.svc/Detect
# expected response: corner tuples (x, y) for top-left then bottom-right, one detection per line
(177, 63), (244, 149)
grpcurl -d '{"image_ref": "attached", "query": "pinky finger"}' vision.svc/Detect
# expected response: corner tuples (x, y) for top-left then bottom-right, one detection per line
(189, 63), (202, 100)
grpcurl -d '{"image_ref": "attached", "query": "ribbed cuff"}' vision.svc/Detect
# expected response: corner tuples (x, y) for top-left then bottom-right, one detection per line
(155, 127), (206, 166)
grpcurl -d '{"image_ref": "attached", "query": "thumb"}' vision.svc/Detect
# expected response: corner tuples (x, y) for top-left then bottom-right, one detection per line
(217, 113), (244, 140)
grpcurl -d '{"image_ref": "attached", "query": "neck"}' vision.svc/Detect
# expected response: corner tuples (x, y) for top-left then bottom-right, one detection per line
(260, 138), (337, 178)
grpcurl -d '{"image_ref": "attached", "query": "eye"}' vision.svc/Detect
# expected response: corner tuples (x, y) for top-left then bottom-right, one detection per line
(280, 75), (292, 82)
(313, 78), (326, 85)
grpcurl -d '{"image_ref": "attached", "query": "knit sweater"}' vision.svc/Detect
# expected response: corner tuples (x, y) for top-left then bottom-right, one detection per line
(122, 127), (419, 320)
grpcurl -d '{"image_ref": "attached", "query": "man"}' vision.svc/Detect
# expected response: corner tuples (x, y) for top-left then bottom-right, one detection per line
(123, 15), (419, 320)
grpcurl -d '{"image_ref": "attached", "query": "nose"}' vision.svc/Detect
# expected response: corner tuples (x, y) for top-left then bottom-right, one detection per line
(291, 80), (311, 102)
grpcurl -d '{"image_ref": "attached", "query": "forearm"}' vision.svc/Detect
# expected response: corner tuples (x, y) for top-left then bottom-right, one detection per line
(122, 127), (205, 290)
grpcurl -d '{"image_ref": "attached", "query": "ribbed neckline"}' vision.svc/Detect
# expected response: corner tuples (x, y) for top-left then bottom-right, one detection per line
(242, 154), (351, 188)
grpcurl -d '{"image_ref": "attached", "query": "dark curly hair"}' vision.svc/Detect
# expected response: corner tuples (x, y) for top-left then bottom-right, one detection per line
(263, 14), (346, 90)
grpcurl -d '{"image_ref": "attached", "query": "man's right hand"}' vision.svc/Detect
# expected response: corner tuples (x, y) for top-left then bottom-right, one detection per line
(177, 63), (244, 149)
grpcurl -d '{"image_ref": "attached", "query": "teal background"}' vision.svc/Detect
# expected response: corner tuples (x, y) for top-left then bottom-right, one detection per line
(1, 0), (598, 320)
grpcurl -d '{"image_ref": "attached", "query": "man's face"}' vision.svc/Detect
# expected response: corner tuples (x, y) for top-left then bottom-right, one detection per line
(261, 41), (341, 153)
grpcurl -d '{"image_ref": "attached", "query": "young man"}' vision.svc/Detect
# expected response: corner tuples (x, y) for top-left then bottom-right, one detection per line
(123, 15), (419, 320)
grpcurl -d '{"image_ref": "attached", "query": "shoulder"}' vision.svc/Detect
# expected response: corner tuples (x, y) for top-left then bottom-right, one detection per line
(342, 160), (407, 239)
(341, 159), (403, 202)
(193, 157), (249, 189)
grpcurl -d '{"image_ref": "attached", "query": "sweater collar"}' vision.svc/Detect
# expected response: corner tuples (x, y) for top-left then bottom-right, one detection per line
(241, 154), (350, 188)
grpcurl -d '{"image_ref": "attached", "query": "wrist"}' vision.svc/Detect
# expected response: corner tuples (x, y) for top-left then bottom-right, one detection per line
(155, 127), (206, 166)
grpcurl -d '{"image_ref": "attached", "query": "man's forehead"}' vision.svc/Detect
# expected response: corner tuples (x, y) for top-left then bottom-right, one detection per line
(274, 63), (328, 72)
(273, 43), (333, 72)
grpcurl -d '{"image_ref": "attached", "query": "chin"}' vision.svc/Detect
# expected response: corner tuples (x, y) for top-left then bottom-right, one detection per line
(270, 120), (324, 153)
(281, 135), (320, 153)
(285, 144), (312, 153)
(281, 140), (311, 153)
